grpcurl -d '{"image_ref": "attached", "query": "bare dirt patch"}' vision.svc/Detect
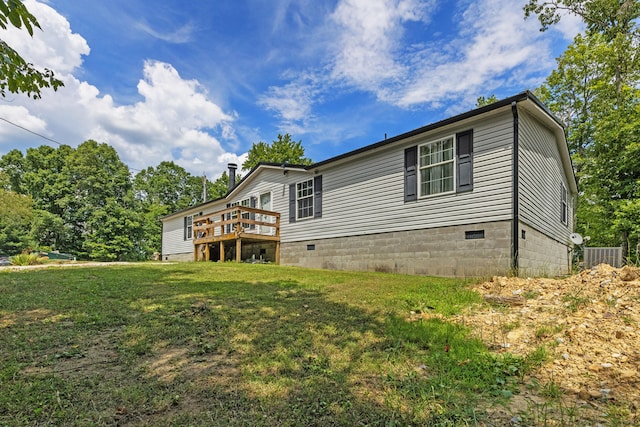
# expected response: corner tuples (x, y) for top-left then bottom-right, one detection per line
(453, 264), (640, 422)
(21, 328), (123, 377)
(0, 261), (134, 271)
(1, 308), (59, 329)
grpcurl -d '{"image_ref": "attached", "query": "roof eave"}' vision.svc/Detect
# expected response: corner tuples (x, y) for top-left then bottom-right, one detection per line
(310, 91), (543, 170)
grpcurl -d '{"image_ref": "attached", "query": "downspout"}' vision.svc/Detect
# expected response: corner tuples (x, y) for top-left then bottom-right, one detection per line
(511, 101), (519, 275)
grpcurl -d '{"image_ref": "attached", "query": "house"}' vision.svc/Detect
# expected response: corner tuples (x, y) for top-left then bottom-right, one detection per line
(161, 91), (577, 277)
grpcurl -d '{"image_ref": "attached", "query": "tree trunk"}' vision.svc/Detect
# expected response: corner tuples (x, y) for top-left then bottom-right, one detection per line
(621, 230), (629, 265)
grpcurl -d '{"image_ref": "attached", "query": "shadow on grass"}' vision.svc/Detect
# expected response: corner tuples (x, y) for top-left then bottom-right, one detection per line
(1, 264), (493, 426)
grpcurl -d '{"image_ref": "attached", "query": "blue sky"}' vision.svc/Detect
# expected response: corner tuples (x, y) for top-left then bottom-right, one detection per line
(0, 0), (582, 179)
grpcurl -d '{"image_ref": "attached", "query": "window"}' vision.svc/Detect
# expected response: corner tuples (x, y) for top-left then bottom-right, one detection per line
(229, 201), (240, 222)
(296, 179), (314, 219)
(227, 198), (250, 230)
(184, 215), (193, 240)
(561, 184), (568, 225)
(289, 176), (322, 223)
(404, 130), (473, 202)
(419, 136), (455, 196)
(241, 198), (250, 228)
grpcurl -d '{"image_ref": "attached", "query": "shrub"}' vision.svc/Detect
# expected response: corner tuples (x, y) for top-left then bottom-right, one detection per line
(10, 253), (47, 266)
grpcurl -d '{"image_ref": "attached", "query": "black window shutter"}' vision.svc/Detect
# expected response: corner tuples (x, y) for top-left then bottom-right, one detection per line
(313, 175), (323, 218)
(456, 130), (473, 192)
(183, 216), (187, 240)
(404, 146), (418, 202)
(560, 186), (563, 223)
(289, 183), (296, 223)
(561, 187), (564, 223)
(225, 203), (231, 234)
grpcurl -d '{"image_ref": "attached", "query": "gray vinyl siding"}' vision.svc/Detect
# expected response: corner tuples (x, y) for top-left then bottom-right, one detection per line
(159, 94), (577, 277)
(161, 201), (226, 257)
(283, 110), (515, 243)
(160, 168), (313, 257)
(226, 168), (313, 221)
(162, 214), (192, 256)
(518, 110), (573, 245)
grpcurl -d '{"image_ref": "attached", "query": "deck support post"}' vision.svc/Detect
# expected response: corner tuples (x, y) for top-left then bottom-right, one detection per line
(192, 207), (280, 264)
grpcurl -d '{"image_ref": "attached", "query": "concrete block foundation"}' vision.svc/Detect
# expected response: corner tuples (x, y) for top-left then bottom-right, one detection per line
(280, 221), (513, 277)
(518, 223), (572, 276)
(165, 221), (572, 277)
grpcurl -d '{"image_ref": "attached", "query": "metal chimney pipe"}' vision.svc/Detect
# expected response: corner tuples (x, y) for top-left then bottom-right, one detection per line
(202, 174), (207, 202)
(228, 163), (237, 190)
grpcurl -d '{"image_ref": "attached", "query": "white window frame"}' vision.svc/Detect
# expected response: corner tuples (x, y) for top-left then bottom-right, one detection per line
(240, 198), (251, 228)
(561, 184), (568, 226)
(296, 179), (314, 220)
(229, 198), (250, 229)
(229, 201), (240, 220)
(418, 135), (456, 198)
(185, 215), (193, 240)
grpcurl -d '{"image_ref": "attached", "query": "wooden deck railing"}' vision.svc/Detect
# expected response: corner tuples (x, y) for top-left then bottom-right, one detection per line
(192, 206), (280, 262)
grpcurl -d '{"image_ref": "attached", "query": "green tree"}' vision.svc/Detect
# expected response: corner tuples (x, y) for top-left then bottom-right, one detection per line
(527, 0), (640, 260)
(475, 94), (499, 107)
(208, 170), (244, 199)
(1, 142), (177, 260)
(66, 140), (132, 207)
(209, 171), (231, 199)
(133, 161), (204, 212)
(613, 199), (640, 263)
(524, 0), (640, 38)
(0, 0), (64, 98)
(29, 209), (65, 251)
(1, 145), (73, 251)
(242, 133), (312, 171)
(84, 197), (142, 261)
(0, 189), (34, 254)
(137, 202), (169, 259)
(133, 161), (209, 257)
(535, 33), (607, 161)
(525, 0), (640, 98)
(20, 144), (73, 217)
(62, 140), (133, 257)
(0, 148), (25, 192)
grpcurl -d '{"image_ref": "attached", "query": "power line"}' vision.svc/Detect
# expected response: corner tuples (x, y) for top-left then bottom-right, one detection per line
(0, 115), (142, 172)
(0, 115), (65, 146)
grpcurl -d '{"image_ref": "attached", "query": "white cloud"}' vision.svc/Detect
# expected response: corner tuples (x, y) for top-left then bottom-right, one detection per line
(2, 0), (90, 74)
(135, 21), (195, 43)
(260, 0), (582, 132)
(0, 1), (244, 179)
(0, 105), (48, 139)
(329, 0), (433, 89)
(396, 0), (552, 107)
(0, 0), (584, 179)
(258, 0), (437, 137)
(64, 60), (241, 176)
(258, 72), (323, 128)
(523, 6), (585, 41)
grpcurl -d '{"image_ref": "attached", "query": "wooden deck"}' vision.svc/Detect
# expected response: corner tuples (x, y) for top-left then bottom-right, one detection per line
(192, 206), (280, 263)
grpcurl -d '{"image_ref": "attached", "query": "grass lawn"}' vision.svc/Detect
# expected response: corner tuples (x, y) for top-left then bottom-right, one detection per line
(1, 263), (541, 426)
